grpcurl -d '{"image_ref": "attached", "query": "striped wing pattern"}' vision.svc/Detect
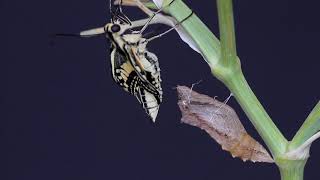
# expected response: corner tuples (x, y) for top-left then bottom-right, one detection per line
(110, 45), (162, 122)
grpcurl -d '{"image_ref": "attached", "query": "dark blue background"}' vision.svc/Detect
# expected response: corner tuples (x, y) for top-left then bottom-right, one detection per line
(1, 0), (320, 179)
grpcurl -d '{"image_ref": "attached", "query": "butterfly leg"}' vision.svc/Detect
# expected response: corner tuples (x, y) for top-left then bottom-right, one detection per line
(147, 10), (194, 42)
(117, 0), (133, 25)
(138, 0), (176, 34)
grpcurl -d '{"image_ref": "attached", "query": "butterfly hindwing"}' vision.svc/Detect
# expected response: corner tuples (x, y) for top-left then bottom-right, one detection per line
(136, 87), (160, 122)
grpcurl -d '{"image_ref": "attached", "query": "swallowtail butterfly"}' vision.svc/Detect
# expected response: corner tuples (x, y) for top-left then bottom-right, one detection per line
(56, 0), (193, 122)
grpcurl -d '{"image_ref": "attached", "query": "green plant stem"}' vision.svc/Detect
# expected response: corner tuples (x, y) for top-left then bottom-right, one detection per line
(167, 0), (288, 156)
(277, 158), (306, 180)
(215, 0), (288, 156)
(225, 71), (288, 155)
(163, 0), (317, 179)
(216, 0), (237, 67)
(290, 101), (320, 150)
(166, 0), (221, 67)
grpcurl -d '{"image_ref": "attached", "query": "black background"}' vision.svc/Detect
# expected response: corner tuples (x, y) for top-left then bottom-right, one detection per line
(1, 0), (320, 179)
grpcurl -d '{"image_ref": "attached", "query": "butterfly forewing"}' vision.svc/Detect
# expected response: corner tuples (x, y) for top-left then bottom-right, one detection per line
(111, 46), (133, 92)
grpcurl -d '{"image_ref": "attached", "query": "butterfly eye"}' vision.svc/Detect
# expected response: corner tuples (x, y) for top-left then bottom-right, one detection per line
(111, 24), (121, 33)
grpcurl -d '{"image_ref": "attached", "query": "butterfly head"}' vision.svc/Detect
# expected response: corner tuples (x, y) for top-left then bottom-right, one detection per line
(105, 23), (121, 34)
(104, 20), (130, 37)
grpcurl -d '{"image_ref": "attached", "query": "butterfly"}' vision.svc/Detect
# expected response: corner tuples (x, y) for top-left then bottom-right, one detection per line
(72, 0), (164, 122)
(56, 0), (192, 122)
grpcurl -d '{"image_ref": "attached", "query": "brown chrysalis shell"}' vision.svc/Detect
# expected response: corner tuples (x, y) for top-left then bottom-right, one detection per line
(177, 86), (274, 163)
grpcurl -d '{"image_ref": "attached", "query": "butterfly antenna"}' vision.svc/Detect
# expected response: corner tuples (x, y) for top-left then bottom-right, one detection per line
(54, 33), (82, 38)
(54, 26), (106, 39)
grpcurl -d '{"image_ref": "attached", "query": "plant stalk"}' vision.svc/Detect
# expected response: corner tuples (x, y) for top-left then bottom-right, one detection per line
(290, 101), (320, 150)
(165, 0), (316, 179)
(277, 158), (306, 180)
(166, 0), (221, 67)
(166, 0), (288, 156)
(216, 0), (237, 67)
(225, 71), (288, 156)
(215, 0), (288, 156)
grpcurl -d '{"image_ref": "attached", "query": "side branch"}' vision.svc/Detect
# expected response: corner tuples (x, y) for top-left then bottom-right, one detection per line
(290, 101), (320, 150)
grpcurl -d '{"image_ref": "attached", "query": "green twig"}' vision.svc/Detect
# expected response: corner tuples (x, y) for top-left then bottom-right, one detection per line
(289, 101), (320, 150)
(277, 158), (306, 180)
(166, 0), (221, 67)
(225, 71), (288, 156)
(216, 0), (237, 67)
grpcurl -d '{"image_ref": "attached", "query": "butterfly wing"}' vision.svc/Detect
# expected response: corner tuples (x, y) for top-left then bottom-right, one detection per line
(110, 46), (137, 93)
(143, 51), (162, 92)
(136, 87), (160, 122)
(128, 47), (162, 121)
(110, 45), (162, 122)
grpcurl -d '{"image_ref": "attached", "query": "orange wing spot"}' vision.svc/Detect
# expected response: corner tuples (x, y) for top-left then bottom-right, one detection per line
(121, 61), (134, 74)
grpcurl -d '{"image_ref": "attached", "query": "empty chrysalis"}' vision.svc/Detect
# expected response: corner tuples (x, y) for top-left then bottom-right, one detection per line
(177, 86), (274, 163)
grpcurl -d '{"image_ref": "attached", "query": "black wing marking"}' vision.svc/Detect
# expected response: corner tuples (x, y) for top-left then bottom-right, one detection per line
(144, 51), (162, 92)
(110, 46), (161, 97)
(125, 45), (161, 96)
(111, 47), (138, 93)
(135, 87), (160, 122)
(110, 46), (162, 121)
